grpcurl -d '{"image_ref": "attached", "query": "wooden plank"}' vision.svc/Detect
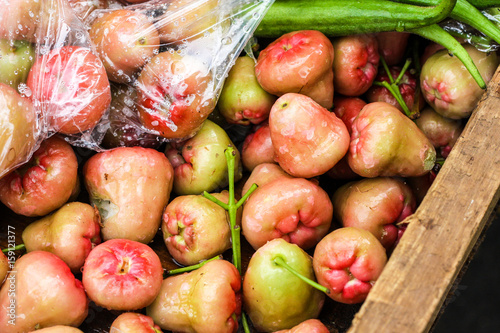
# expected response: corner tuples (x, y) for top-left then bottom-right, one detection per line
(348, 66), (500, 333)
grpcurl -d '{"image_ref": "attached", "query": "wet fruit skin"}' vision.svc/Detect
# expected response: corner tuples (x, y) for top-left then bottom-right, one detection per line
(0, 135), (79, 217)
(274, 319), (330, 333)
(82, 239), (164, 311)
(255, 30), (335, 109)
(241, 122), (276, 172)
(110, 312), (163, 333)
(313, 227), (387, 304)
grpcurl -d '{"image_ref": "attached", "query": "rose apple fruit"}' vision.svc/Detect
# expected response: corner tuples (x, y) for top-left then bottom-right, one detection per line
(0, 38), (35, 90)
(217, 56), (276, 125)
(375, 31), (410, 66)
(241, 122), (276, 172)
(0, 251), (88, 332)
(242, 176), (333, 251)
(332, 96), (367, 135)
(243, 238), (325, 332)
(26, 45), (111, 135)
(110, 312), (163, 333)
(0, 135), (79, 217)
(241, 162), (292, 197)
(164, 119), (242, 195)
(332, 34), (379, 97)
(420, 44), (498, 119)
(0, 82), (38, 178)
(0, 252), (7, 286)
(313, 227), (387, 304)
(162, 191), (237, 266)
(22, 201), (102, 273)
(331, 177), (416, 250)
(83, 146), (174, 243)
(415, 106), (464, 158)
(147, 259), (241, 333)
(89, 9), (160, 84)
(269, 93), (350, 178)
(348, 102), (436, 177)
(67, 0), (108, 22)
(274, 319), (330, 333)
(255, 30), (335, 108)
(0, 0), (41, 42)
(28, 326), (84, 333)
(82, 238), (164, 311)
(136, 50), (215, 140)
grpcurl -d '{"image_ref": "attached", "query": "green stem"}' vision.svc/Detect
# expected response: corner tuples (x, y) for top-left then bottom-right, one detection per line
(242, 312), (251, 333)
(166, 255), (222, 275)
(273, 256), (330, 294)
(2, 244), (25, 253)
(394, 58), (413, 85)
(236, 183), (258, 210)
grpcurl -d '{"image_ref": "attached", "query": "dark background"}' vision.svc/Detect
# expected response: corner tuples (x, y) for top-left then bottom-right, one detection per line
(432, 208), (500, 333)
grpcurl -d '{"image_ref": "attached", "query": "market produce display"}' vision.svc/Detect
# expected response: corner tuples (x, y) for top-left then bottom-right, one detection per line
(1, 0), (500, 332)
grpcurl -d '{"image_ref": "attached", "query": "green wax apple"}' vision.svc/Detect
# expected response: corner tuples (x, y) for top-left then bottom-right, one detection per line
(0, 38), (35, 90)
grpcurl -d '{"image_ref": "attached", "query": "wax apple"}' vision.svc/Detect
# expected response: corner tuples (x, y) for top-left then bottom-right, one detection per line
(420, 44), (498, 119)
(82, 239), (164, 311)
(218, 56), (276, 125)
(28, 326), (84, 333)
(313, 227), (387, 304)
(67, 0), (108, 21)
(375, 31), (410, 66)
(242, 177), (332, 251)
(147, 259), (241, 333)
(415, 106), (464, 158)
(22, 202), (101, 273)
(243, 238), (325, 332)
(0, 82), (38, 178)
(0, 251), (88, 332)
(26, 46), (111, 135)
(0, 135), (79, 217)
(274, 319), (329, 333)
(136, 50), (215, 140)
(162, 191), (237, 266)
(332, 96), (367, 135)
(332, 34), (379, 97)
(83, 146), (174, 243)
(0, 253), (7, 286)
(366, 65), (423, 113)
(101, 84), (161, 149)
(0, 0), (41, 42)
(241, 122), (276, 172)
(348, 102), (436, 178)
(164, 119), (242, 195)
(255, 30), (335, 108)
(89, 9), (160, 84)
(0, 38), (35, 89)
(110, 313), (163, 333)
(332, 177), (416, 250)
(241, 162), (291, 196)
(269, 93), (350, 178)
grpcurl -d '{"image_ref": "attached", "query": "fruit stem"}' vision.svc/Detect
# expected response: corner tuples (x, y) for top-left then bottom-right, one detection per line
(242, 311), (251, 333)
(2, 243), (26, 253)
(166, 255), (222, 275)
(273, 256), (330, 294)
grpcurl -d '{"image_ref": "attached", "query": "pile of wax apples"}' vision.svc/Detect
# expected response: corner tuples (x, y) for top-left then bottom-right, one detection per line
(1, 3), (500, 333)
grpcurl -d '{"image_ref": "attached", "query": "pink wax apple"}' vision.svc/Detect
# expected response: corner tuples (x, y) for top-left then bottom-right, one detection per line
(331, 177), (416, 250)
(0, 135), (79, 217)
(110, 312), (163, 333)
(332, 34), (379, 97)
(241, 162), (292, 197)
(136, 50), (215, 140)
(274, 319), (330, 333)
(332, 96), (367, 135)
(255, 30), (335, 108)
(28, 326), (83, 333)
(82, 238), (164, 311)
(313, 227), (387, 304)
(242, 176), (333, 251)
(0, 251), (89, 332)
(375, 31), (410, 66)
(269, 93), (350, 178)
(241, 122), (276, 172)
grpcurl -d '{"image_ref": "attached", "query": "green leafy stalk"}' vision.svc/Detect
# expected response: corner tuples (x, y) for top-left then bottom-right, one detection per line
(273, 256), (330, 294)
(166, 255), (222, 276)
(2, 244), (25, 253)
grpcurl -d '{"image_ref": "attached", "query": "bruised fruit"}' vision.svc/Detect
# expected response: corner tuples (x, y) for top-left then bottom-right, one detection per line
(241, 122), (276, 172)
(147, 259), (241, 333)
(348, 102), (436, 178)
(269, 93), (350, 178)
(420, 44), (498, 119)
(0, 251), (88, 332)
(313, 227), (387, 304)
(22, 202), (101, 273)
(242, 177), (332, 251)
(110, 312), (163, 333)
(331, 177), (416, 250)
(82, 239), (164, 311)
(332, 34), (379, 97)
(218, 56), (276, 125)
(243, 238), (325, 332)
(255, 30), (335, 108)
(83, 146), (174, 243)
